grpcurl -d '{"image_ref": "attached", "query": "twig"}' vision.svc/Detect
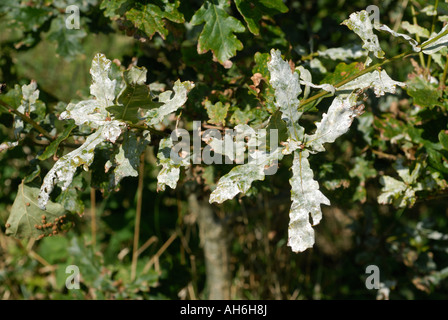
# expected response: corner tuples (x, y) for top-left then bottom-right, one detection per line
(135, 235), (158, 257)
(143, 233), (177, 273)
(131, 151), (146, 281)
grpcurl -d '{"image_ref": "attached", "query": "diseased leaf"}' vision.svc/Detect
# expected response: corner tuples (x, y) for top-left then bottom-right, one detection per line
(422, 24), (448, 54)
(341, 10), (385, 59)
(267, 49), (304, 140)
(105, 131), (150, 187)
(305, 93), (363, 153)
(38, 122), (124, 209)
(156, 136), (190, 191)
(145, 80), (194, 127)
(60, 53), (117, 128)
(297, 65), (335, 97)
(318, 45), (367, 61)
(209, 147), (282, 204)
(401, 21), (430, 39)
(6, 182), (66, 239)
(374, 24), (420, 52)
(14, 80), (41, 137)
(190, 0), (245, 67)
(234, 0), (288, 35)
(377, 175), (414, 208)
(339, 69), (405, 97)
(288, 150), (330, 252)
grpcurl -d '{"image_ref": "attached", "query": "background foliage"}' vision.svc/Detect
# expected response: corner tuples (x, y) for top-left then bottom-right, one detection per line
(1, 0), (447, 300)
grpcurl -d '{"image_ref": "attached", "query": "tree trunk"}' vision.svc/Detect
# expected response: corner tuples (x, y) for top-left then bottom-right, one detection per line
(188, 193), (231, 300)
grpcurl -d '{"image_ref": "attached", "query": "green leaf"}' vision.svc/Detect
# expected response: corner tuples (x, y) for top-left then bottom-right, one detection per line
(406, 76), (442, 108)
(38, 121), (77, 161)
(266, 110), (288, 144)
(6, 182), (66, 239)
(125, 1), (184, 40)
(107, 66), (161, 123)
(1, 84), (22, 109)
(55, 174), (85, 214)
(204, 100), (229, 125)
(439, 130), (448, 150)
(190, 0), (245, 67)
(47, 19), (87, 59)
(234, 0), (288, 35)
(100, 0), (128, 18)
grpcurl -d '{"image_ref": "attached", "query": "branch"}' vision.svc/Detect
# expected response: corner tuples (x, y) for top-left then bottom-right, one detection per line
(298, 27), (448, 110)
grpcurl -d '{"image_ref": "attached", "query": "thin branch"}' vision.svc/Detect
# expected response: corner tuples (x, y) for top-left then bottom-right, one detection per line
(298, 25), (448, 110)
(131, 151), (146, 281)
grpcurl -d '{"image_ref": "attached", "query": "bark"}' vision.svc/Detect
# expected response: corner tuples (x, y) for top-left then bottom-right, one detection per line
(188, 193), (231, 300)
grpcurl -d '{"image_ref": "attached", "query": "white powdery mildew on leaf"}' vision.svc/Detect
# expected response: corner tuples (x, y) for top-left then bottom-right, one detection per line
(341, 10), (385, 59)
(288, 150), (330, 252)
(209, 148), (282, 204)
(401, 21), (430, 39)
(267, 49), (302, 124)
(422, 24), (448, 55)
(203, 124), (259, 162)
(89, 53), (116, 108)
(339, 69), (405, 97)
(305, 93), (363, 153)
(318, 45), (367, 61)
(374, 24), (420, 52)
(60, 53), (117, 128)
(156, 136), (190, 191)
(14, 81), (40, 137)
(38, 122), (124, 209)
(298, 65), (335, 96)
(146, 80), (195, 126)
(0, 141), (19, 153)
